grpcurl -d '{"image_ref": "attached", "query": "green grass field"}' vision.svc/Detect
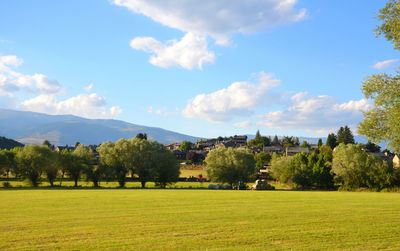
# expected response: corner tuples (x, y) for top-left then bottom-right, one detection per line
(1, 189), (400, 250)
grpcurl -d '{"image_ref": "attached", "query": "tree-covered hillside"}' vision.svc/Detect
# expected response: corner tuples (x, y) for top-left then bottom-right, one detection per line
(0, 136), (24, 150)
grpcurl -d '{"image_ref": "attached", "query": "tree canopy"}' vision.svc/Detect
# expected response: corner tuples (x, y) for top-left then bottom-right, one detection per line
(206, 147), (256, 187)
(337, 126), (355, 145)
(358, 0), (400, 153)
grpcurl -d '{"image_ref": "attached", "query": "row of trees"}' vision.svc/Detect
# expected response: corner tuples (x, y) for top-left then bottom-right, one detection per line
(269, 142), (400, 191)
(0, 138), (180, 188)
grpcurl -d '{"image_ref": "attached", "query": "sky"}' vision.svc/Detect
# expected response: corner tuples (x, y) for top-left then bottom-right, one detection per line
(0, 0), (398, 139)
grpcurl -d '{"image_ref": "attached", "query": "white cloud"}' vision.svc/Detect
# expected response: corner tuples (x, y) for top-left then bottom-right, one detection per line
(233, 121), (252, 128)
(373, 59), (398, 69)
(147, 106), (177, 116)
(84, 83), (94, 92)
(114, 0), (306, 45)
(130, 33), (215, 69)
(182, 72), (282, 123)
(0, 54), (122, 119)
(115, 0), (306, 68)
(257, 93), (371, 134)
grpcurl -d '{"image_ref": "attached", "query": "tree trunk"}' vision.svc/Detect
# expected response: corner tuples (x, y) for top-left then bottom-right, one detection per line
(74, 178), (78, 187)
(141, 181), (146, 188)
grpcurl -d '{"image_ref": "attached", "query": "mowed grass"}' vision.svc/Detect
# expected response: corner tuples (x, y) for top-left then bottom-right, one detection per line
(1, 190), (400, 250)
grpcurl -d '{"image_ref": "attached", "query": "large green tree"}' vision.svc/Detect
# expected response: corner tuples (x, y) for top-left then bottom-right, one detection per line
(206, 147), (256, 188)
(58, 149), (81, 187)
(358, 0), (400, 153)
(15, 145), (57, 187)
(152, 148), (180, 188)
(97, 139), (135, 187)
(130, 138), (161, 188)
(332, 143), (397, 190)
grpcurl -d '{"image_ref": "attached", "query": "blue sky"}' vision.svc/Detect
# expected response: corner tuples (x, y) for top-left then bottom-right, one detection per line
(0, 0), (398, 139)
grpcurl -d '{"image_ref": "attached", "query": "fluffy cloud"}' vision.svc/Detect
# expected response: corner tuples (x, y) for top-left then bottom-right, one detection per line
(114, 0), (306, 45)
(21, 94), (122, 119)
(131, 33), (215, 69)
(373, 59), (398, 69)
(233, 121), (252, 128)
(257, 93), (371, 134)
(0, 55), (122, 119)
(114, 0), (306, 68)
(182, 72), (282, 123)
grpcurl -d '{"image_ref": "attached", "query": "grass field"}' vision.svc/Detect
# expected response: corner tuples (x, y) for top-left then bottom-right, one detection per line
(1, 189), (400, 250)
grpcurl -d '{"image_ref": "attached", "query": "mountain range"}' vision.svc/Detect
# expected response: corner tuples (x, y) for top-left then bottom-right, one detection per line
(0, 108), (381, 148)
(0, 109), (200, 146)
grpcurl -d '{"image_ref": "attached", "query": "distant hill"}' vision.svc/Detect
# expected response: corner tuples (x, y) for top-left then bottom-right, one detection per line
(0, 109), (200, 146)
(0, 136), (24, 150)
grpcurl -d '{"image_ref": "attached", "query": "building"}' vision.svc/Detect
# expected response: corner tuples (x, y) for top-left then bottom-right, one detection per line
(232, 135), (247, 145)
(286, 147), (310, 156)
(263, 145), (284, 155)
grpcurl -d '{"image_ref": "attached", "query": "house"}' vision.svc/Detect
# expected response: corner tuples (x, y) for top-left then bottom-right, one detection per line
(215, 140), (236, 148)
(286, 147), (310, 156)
(165, 143), (181, 151)
(232, 135), (247, 146)
(238, 146), (260, 154)
(263, 145), (284, 155)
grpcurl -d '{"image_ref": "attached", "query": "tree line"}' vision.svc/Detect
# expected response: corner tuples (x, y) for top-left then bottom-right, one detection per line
(0, 137), (180, 188)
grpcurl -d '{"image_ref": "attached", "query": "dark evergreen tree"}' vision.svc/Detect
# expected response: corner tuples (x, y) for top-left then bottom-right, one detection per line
(318, 138), (323, 147)
(326, 133), (337, 149)
(136, 133), (148, 140)
(272, 135), (279, 145)
(338, 126), (355, 144)
(255, 130), (261, 139)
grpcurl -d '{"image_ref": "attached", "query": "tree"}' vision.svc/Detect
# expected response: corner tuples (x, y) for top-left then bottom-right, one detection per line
(272, 135), (280, 145)
(364, 141), (381, 153)
(179, 141), (193, 151)
(282, 136), (294, 148)
(43, 140), (52, 148)
(337, 126), (355, 145)
(358, 1), (400, 153)
(136, 133), (147, 140)
(206, 147), (256, 188)
(15, 145), (57, 187)
(326, 133), (337, 149)
(375, 0), (400, 50)
(0, 149), (16, 178)
(318, 139), (323, 148)
(255, 152), (271, 169)
(74, 144), (103, 187)
(255, 130), (261, 139)
(300, 140), (310, 148)
(152, 148), (180, 188)
(58, 149), (81, 186)
(332, 143), (396, 190)
(97, 139), (134, 187)
(130, 138), (160, 188)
